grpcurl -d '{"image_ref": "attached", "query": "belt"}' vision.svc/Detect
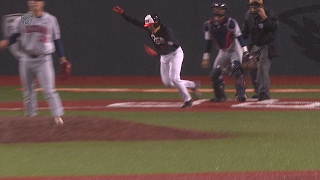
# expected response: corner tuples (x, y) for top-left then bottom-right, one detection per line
(30, 55), (38, 58)
(29, 54), (50, 58)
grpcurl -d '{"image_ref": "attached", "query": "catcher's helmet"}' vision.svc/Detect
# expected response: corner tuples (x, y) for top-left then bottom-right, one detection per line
(144, 13), (160, 27)
(211, 2), (228, 10)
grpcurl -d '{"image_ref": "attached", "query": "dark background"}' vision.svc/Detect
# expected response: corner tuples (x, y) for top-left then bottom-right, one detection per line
(0, 0), (319, 76)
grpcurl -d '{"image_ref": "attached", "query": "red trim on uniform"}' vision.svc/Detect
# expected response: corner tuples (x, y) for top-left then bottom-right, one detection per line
(225, 30), (231, 48)
(224, 17), (234, 49)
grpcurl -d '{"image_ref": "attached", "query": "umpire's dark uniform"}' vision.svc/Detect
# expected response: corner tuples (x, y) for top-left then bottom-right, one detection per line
(242, 7), (279, 101)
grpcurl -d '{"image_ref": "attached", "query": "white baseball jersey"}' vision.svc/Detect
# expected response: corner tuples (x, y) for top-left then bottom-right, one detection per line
(11, 12), (60, 57)
(8, 12), (65, 118)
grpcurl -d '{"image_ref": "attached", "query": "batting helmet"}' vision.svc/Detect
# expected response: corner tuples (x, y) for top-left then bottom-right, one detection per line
(144, 13), (161, 27)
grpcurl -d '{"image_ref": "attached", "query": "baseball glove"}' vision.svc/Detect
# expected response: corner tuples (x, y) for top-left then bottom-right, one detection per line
(113, 6), (124, 14)
(59, 60), (72, 80)
(242, 55), (257, 71)
(144, 44), (158, 56)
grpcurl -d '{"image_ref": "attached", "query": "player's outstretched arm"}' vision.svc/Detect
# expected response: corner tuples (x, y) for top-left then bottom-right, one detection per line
(113, 6), (144, 28)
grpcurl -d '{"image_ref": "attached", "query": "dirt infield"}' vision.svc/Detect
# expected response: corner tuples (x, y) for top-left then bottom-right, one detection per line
(1, 75), (320, 179)
(0, 116), (231, 143)
(1, 98), (320, 113)
(1, 99), (320, 179)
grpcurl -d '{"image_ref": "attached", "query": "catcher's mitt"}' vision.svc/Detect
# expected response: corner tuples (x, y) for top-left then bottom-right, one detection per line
(242, 55), (257, 71)
(59, 60), (72, 80)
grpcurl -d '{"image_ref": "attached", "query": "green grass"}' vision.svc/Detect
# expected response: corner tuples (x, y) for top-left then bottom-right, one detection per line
(1, 85), (320, 177)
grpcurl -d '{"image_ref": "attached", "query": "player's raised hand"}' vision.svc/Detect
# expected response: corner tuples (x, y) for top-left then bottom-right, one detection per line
(113, 6), (124, 14)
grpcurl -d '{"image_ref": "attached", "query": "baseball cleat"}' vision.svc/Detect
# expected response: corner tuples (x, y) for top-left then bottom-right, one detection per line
(235, 94), (247, 102)
(257, 93), (271, 101)
(181, 99), (193, 108)
(54, 117), (64, 125)
(210, 96), (227, 102)
(251, 94), (259, 99)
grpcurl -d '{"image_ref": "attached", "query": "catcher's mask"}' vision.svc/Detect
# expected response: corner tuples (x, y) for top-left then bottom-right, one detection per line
(144, 13), (160, 28)
(247, 0), (265, 14)
(211, 2), (228, 18)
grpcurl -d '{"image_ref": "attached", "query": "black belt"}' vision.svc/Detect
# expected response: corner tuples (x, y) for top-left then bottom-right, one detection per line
(30, 55), (38, 58)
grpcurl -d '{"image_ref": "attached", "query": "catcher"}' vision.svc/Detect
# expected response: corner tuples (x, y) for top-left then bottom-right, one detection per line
(0, 0), (71, 125)
(201, 1), (252, 102)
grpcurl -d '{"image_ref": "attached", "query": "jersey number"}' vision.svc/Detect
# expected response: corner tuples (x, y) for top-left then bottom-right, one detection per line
(38, 35), (47, 43)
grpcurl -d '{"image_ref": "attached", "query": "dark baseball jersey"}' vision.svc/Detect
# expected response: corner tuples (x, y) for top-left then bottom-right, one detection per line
(121, 13), (180, 55)
(242, 8), (278, 46)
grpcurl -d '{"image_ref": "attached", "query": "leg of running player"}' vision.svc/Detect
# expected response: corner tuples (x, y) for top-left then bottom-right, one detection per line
(173, 48), (197, 90)
(160, 48), (193, 103)
(36, 56), (64, 117)
(160, 55), (174, 87)
(168, 48), (193, 103)
(19, 60), (38, 117)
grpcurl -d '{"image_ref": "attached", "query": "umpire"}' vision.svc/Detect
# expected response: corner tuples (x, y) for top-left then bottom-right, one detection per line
(242, 0), (279, 101)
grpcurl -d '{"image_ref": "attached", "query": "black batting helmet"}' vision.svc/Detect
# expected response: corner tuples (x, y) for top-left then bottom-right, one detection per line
(144, 13), (161, 27)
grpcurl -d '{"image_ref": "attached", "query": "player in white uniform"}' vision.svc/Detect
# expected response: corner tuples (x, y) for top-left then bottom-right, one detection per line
(113, 6), (200, 108)
(0, 0), (66, 125)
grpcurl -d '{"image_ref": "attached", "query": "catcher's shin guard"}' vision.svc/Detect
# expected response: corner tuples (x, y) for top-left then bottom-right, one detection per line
(235, 77), (246, 102)
(231, 61), (246, 102)
(210, 67), (226, 102)
(212, 78), (226, 102)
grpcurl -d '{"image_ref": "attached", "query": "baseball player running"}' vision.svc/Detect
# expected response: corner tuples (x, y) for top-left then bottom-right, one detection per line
(0, 0), (69, 125)
(201, 1), (251, 103)
(113, 6), (200, 108)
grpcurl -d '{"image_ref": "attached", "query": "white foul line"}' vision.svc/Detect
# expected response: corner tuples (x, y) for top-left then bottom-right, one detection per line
(106, 99), (208, 108)
(232, 99), (320, 109)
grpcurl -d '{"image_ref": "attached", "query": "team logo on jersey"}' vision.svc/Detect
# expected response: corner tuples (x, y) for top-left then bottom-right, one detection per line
(151, 34), (165, 45)
(258, 23), (264, 29)
(21, 13), (33, 26)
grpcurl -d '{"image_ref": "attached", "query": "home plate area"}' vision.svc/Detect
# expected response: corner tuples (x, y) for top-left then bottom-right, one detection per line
(105, 99), (320, 110)
(1, 99), (320, 112)
(106, 99), (208, 108)
(231, 99), (320, 110)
